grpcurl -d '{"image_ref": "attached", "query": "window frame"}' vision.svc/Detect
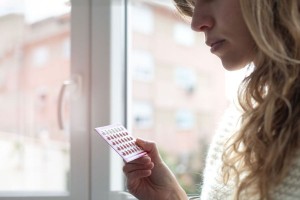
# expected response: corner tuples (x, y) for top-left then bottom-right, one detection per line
(0, 0), (201, 199)
(90, 0), (128, 199)
(0, 0), (90, 199)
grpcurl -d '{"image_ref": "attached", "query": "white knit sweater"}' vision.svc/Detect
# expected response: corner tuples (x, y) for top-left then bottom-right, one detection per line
(198, 106), (300, 200)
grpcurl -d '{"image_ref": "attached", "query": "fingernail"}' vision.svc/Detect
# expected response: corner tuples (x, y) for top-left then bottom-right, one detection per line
(136, 138), (145, 147)
(136, 138), (143, 143)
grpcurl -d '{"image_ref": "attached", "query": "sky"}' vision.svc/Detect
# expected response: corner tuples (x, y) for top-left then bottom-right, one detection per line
(0, 0), (70, 23)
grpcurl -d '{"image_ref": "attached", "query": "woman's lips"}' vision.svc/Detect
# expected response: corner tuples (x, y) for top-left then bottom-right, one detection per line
(208, 40), (225, 53)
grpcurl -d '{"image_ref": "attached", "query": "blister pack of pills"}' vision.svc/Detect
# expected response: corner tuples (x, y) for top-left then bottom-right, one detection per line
(94, 124), (147, 162)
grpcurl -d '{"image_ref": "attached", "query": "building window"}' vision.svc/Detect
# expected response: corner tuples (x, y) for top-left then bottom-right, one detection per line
(174, 67), (197, 93)
(62, 38), (70, 59)
(130, 3), (154, 34)
(131, 50), (154, 82)
(175, 110), (195, 130)
(133, 101), (153, 128)
(173, 23), (195, 46)
(32, 46), (49, 67)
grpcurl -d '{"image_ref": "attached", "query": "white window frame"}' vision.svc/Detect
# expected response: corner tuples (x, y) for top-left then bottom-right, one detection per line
(90, 0), (129, 199)
(0, 0), (91, 199)
(92, 0), (199, 199)
(0, 0), (130, 199)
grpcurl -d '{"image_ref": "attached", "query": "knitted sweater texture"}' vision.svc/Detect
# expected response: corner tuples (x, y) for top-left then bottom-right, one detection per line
(199, 107), (300, 200)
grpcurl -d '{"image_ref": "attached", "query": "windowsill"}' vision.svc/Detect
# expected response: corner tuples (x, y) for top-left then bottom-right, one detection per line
(110, 191), (200, 200)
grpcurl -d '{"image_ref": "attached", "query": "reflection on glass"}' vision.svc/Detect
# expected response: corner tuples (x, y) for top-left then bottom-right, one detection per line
(128, 0), (229, 194)
(0, 0), (71, 192)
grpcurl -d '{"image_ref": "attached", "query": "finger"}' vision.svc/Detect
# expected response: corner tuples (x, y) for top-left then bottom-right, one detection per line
(126, 155), (151, 165)
(123, 161), (154, 175)
(126, 169), (152, 182)
(136, 138), (158, 153)
(136, 138), (161, 162)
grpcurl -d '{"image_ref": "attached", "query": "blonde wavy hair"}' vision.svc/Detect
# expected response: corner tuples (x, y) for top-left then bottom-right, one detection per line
(173, 0), (300, 199)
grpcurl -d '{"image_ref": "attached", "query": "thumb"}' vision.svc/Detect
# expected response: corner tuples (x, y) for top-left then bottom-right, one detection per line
(136, 138), (164, 166)
(136, 138), (158, 154)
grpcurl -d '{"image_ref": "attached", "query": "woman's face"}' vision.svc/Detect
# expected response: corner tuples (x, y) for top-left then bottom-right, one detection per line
(191, 0), (256, 71)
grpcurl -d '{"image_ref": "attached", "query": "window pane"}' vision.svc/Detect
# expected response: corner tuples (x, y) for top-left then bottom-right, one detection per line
(0, 0), (71, 193)
(127, 0), (230, 194)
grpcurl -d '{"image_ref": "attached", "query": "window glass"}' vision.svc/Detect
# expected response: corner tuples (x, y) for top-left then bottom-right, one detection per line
(174, 67), (197, 93)
(132, 50), (155, 82)
(127, 0), (230, 194)
(133, 101), (153, 129)
(32, 46), (49, 66)
(173, 23), (195, 46)
(175, 110), (195, 130)
(0, 0), (71, 193)
(130, 3), (154, 34)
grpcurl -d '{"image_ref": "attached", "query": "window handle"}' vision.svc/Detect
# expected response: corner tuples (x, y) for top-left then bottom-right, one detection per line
(57, 74), (81, 130)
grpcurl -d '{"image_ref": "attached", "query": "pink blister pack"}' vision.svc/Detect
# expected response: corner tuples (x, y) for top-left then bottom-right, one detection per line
(94, 124), (147, 163)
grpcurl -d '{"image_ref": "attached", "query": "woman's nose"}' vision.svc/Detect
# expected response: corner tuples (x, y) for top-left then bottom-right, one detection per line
(191, 5), (214, 32)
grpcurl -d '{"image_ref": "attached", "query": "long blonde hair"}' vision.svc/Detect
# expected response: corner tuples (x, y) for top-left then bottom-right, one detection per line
(173, 0), (300, 199)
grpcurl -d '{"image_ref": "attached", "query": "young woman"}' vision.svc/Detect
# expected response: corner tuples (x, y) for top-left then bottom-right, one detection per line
(123, 0), (300, 199)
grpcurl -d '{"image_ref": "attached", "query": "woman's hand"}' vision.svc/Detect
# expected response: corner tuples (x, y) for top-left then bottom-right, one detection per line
(123, 138), (188, 200)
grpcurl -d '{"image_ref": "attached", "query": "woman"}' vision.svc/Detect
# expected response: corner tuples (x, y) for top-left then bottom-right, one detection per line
(123, 0), (300, 199)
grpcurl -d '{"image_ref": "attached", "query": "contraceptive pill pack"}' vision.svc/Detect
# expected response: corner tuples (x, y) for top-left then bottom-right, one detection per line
(94, 124), (147, 162)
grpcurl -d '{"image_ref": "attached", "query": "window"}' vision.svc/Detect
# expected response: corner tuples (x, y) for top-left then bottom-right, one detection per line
(62, 39), (70, 59)
(133, 101), (153, 128)
(131, 50), (154, 82)
(225, 67), (248, 103)
(128, 0), (229, 195)
(0, 0), (89, 199)
(130, 2), (154, 34)
(0, 0), (70, 193)
(173, 23), (196, 46)
(32, 47), (49, 67)
(174, 67), (197, 93)
(175, 110), (195, 130)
